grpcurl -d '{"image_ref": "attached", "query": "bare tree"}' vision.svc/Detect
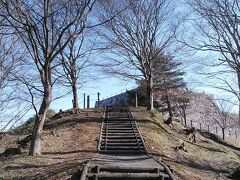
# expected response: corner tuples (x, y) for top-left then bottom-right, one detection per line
(209, 99), (236, 140)
(0, 0), (96, 156)
(187, 0), (240, 124)
(174, 91), (191, 126)
(0, 31), (32, 132)
(59, 32), (95, 109)
(98, 0), (180, 110)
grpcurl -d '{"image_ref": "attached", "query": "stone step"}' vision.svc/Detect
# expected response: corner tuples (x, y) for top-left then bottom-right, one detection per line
(101, 142), (143, 146)
(103, 124), (134, 127)
(105, 128), (137, 130)
(103, 124), (136, 127)
(104, 120), (133, 122)
(103, 123), (135, 125)
(98, 149), (146, 154)
(98, 106), (147, 155)
(103, 124), (136, 128)
(102, 133), (138, 136)
(102, 131), (136, 134)
(104, 118), (132, 121)
(102, 130), (135, 133)
(101, 139), (140, 143)
(103, 127), (136, 129)
(103, 129), (135, 131)
(102, 133), (137, 136)
(104, 121), (133, 122)
(96, 165), (165, 173)
(102, 136), (140, 139)
(104, 120), (132, 121)
(88, 172), (169, 179)
(105, 120), (132, 122)
(100, 146), (144, 150)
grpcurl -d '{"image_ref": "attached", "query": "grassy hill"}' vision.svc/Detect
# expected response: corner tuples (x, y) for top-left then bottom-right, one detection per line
(132, 107), (240, 179)
(0, 107), (240, 179)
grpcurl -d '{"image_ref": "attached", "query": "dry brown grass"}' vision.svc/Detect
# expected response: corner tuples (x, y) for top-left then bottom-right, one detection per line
(225, 137), (240, 148)
(0, 109), (102, 180)
(131, 107), (240, 180)
(1, 106), (240, 179)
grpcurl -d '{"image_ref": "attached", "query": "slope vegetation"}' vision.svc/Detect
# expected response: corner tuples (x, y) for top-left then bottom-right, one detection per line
(0, 107), (239, 179)
(132, 107), (240, 180)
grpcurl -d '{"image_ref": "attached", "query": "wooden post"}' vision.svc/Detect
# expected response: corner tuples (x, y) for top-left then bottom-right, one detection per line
(93, 174), (98, 180)
(229, 129), (231, 137)
(83, 93), (86, 109)
(235, 131), (238, 138)
(97, 92), (100, 107)
(207, 125), (210, 132)
(87, 95), (90, 108)
(190, 120), (193, 128)
(135, 92), (138, 108)
(80, 162), (89, 180)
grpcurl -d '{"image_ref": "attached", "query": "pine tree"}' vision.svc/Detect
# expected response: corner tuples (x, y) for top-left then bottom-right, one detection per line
(153, 54), (185, 124)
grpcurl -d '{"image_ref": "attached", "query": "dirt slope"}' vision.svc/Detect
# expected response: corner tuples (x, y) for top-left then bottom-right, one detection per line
(0, 107), (240, 179)
(0, 108), (102, 180)
(131, 107), (240, 180)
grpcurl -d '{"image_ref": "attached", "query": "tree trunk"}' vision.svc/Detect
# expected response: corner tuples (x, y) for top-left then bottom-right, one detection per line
(166, 94), (173, 120)
(29, 69), (52, 156)
(238, 71), (240, 126)
(135, 92), (138, 108)
(147, 76), (154, 111)
(183, 110), (187, 127)
(222, 128), (225, 141)
(72, 79), (78, 109)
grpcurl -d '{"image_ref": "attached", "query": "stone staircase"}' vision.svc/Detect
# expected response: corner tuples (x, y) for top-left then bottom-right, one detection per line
(79, 105), (175, 180)
(82, 164), (170, 180)
(98, 106), (146, 154)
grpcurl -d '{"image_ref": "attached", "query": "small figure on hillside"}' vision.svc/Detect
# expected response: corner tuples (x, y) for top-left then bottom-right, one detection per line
(51, 109), (64, 119)
(174, 140), (188, 152)
(164, 117), (173, 128)
(59, 109), (63, 114)
(184, 127), (197, 143)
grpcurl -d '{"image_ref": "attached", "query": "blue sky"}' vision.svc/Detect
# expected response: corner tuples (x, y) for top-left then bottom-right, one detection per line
(1, 0), (239, 130)
(51, 76), (136, 110)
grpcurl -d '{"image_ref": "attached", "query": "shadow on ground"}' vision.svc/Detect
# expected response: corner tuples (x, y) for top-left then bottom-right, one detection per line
(3, 150), (95, 180)
(42, 149), (96, 155)
(165, 157), (229, 175)
(44, 118), (101, 130)
(200, 131), (240, 152)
